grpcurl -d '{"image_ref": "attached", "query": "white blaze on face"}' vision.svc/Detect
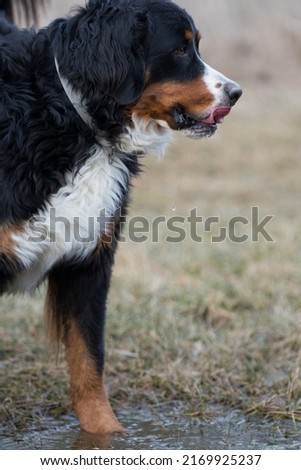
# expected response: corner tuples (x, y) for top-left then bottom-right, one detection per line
(202, 62), (239, 105)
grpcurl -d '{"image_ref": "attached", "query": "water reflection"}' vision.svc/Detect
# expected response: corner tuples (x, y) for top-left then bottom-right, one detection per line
(1, 405), (301, 450)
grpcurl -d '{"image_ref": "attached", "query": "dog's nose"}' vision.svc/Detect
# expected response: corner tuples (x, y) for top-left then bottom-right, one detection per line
(224, 82), (243, 106)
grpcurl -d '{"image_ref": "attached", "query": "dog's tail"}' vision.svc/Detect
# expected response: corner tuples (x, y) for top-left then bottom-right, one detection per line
(0, 0), (45, 25)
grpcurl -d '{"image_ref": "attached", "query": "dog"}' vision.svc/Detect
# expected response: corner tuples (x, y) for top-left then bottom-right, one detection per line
(0, 0), (242, 434)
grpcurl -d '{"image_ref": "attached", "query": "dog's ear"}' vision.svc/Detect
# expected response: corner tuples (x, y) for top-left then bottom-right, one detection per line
(53, 1), (149, 111)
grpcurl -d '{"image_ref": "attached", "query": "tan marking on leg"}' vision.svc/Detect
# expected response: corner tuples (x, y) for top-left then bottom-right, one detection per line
(0, 224), (21, 257)
(65, 320), (124, 435)
(96, 212), (122, 254)
(98, 220), (115, 252)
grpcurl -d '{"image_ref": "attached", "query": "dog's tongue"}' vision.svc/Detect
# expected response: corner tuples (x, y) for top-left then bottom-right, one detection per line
(201, 106), (231, 125)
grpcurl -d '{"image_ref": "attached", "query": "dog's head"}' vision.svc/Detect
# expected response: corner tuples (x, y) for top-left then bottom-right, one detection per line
(53, 0), (242, 140)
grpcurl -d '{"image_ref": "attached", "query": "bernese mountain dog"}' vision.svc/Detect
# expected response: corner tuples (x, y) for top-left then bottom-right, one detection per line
(0, 0), (242, 434)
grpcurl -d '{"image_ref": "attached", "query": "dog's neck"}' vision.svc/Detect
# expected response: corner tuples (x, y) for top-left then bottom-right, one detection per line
(54, 58), (172, 159)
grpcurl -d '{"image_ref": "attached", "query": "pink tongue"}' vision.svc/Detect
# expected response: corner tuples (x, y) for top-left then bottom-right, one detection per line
(201, 106), (231, 125)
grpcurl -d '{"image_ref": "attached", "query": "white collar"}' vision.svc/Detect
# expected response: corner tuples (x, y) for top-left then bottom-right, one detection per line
(54, 58), (93, 128)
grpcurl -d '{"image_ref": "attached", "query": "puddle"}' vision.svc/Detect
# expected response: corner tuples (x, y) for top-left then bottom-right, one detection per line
(1, 405), (301, 450)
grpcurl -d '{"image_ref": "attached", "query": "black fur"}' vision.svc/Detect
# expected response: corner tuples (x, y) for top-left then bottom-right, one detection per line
(0, 18), (97, 223)
(0, 0), (189, 224)
(0, 254), (21, 294)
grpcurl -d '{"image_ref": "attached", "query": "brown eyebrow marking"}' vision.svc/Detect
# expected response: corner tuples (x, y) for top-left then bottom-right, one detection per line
(185, 30), (194, 41)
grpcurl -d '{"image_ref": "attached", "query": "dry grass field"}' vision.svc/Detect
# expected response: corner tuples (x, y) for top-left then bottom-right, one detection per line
(1, 0), (301, 433)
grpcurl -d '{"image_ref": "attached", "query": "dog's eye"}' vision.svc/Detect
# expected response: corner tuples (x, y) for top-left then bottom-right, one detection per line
(175, 47), (188, 57)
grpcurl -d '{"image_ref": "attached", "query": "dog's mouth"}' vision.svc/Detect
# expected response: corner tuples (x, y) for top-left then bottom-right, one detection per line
(174, 106), (232, 139)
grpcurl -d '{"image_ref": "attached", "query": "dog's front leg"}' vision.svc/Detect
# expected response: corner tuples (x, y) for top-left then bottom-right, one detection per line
(46, 247), (124, 435)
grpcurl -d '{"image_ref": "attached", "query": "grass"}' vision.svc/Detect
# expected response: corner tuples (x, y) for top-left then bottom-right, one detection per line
(1, 0), (301, 435)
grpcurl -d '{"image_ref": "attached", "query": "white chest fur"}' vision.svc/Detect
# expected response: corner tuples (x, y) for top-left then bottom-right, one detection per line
(10, 145), (130, 292)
